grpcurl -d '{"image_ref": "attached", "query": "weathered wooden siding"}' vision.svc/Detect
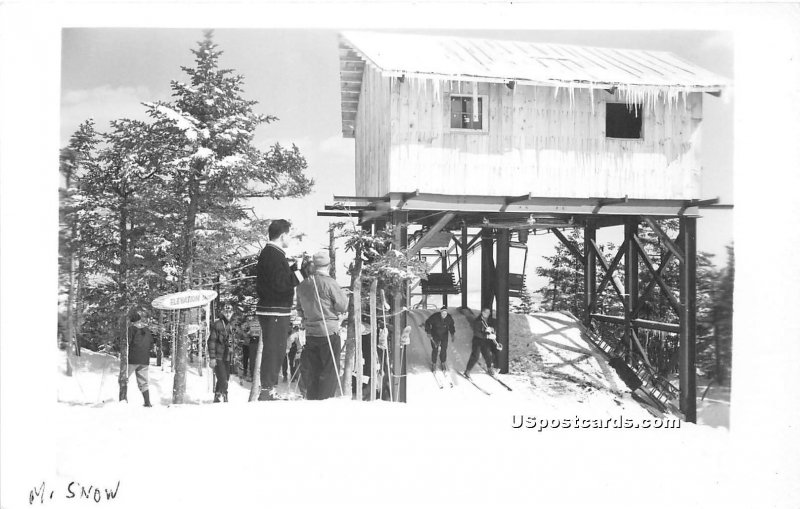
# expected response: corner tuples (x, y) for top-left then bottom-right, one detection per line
(381, 78), (703, 200)
(354, 65), (391, 197)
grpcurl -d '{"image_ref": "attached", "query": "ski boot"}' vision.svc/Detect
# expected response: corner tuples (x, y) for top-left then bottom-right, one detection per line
(440, 362), (448, 373)
(214, 392), (221, 403)
(119, 385), (127, 402)
(462, 370), (472, 380)
(143, 390), (152, 407)
(487, 367), (496, 377)
(223, 392), (228, 403)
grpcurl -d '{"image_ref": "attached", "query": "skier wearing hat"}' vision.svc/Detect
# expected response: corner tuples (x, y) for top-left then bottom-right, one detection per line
(121, 310), (154, 407)
(424, 306), (456, 372)
(208, 302), (235, 402)
(295, 250), (348, 400)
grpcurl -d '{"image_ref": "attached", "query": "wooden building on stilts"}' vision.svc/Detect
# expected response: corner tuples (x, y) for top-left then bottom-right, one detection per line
(321, 31), (730, 421)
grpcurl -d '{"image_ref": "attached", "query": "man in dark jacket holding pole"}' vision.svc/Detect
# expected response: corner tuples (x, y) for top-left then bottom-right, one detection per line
(255, 219), (304, 401)
(425, 306), (456, 372)
(122, 310), (154, 407)
(208, 302), (234, 402)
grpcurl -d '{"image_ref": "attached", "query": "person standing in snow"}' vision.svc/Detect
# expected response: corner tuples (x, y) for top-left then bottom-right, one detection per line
(121, 310), (154, 407)
(296, 250), (348, 400)
(208, 302), (235, 402)
(425, 306), (456, 372)
(255, 219), (304, 401)
(463, 308), (497, 379)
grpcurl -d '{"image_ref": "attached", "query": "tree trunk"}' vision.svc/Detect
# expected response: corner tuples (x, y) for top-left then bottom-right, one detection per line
(66, 253), (77, 360)
(172, 309), (188, 404)
(173, 175), (199, 404)
(342, 246), (362, 397)
(117, 196), (129, 392)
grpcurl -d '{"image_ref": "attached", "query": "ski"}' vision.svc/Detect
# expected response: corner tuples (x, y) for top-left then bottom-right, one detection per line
(441, 369), (455, 388)
(457, 371), (491, 396)
(431, 368), (444, 389)
(484, 372), (513, 391)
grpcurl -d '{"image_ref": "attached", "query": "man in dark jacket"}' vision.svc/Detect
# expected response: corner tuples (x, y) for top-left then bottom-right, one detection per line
(208, 303), (234, 402)
(255, 219), (304, 401)
(122, 310), (154, 407)
(425, 306), (456, 372)
(464, 308), (497, 379)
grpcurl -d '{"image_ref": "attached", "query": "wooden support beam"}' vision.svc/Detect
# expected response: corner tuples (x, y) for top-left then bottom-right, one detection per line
(551, 227), (585, 265)
(632, 318), (680, 334)
(397, 189), (420, 209)
(407, 212), (455, 258)
(461, 224), (469, 310)
(583, 223), (596, 327)
(643, 217), (685, 264)
(679, 217), (697, 423)
(369, 279), (378, 402)
(495, 228), (510, 374)
(625, 219), (639, 364)
(317, 211), (362, 217)
(634, 232), (682, 316)
(391, 210), (409, 402)
(501, 193), (531, 211)
(592, 196), (628, 214)
(333, 195), (387, 202)
(588, 239), (627, 312)
(441, 252), (449, 308)
(633, 236), (682, 315)
(481, 228), (495, 312)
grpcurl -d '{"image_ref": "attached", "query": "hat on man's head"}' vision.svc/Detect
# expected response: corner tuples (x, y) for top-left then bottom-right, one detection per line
(129, 310), (141, 323)
(440, 306), (447, 311)
(313, 250), (331, 267)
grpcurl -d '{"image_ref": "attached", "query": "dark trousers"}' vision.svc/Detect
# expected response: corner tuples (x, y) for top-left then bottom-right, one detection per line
(430, 334), (449, 365)
(242, 344), (251, 376)
(249, 339), (258, 376)
(282, 342), (298, 380)
(258, 315), (291, 389)
(465, 336), (494, 373)
(301, 334), (341, 400)
(213, 360), (230, 395)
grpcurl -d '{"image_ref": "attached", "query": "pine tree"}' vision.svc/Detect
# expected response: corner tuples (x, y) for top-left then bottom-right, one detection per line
(142, 31), (312, 403)
(59, 31), (313, 404)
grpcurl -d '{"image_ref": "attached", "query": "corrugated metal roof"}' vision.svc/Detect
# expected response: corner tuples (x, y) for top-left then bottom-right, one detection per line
(339, 31), (730, 137)
(342, 31), (729, 90)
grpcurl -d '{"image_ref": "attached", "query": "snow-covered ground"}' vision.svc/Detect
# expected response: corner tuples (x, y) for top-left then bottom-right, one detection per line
(45, 310), (741, 509)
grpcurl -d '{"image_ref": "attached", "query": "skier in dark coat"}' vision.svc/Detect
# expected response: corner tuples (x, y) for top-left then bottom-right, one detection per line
(464, 308), (497, 379)
(121, 310), (154, 407)
(208, 303), (234, 402)
(425, 306), (456, 372)
(255, 219), (304, 401)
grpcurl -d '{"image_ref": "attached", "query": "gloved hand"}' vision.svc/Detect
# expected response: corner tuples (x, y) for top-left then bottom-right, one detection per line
(209, 359), (217, 368)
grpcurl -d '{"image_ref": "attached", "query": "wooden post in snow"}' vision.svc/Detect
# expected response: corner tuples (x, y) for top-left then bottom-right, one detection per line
(369, 279), (378, 401)
(354, 273), (363, 401)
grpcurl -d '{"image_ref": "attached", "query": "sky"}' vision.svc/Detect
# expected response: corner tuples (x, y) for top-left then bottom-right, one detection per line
(61, 28), (735, 291)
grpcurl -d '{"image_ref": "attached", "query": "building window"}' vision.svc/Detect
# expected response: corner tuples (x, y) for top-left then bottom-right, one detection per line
(450, 95), (485, 130)
(606, 103), (643, 139)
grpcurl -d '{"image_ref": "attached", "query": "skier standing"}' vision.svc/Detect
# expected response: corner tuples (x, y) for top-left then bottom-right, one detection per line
(295, 250), (348, 400)
(463, 308), (497, 379)
(208, 302), (234, 402)
(424, 306), (456, 372)
(255, 219), (304, 401)
(121, 310), (154, 407)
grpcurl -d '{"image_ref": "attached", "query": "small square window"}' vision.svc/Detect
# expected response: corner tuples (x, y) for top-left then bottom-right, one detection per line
(450, 96), (484, 130)
(606, 103), (643, 139)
